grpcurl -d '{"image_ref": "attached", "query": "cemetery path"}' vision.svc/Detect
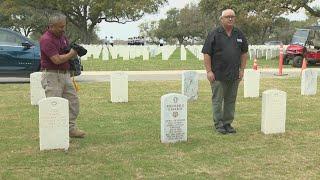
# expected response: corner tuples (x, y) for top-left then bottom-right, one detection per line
(1, 68), (319, 83)
(75, 68), (319, 82)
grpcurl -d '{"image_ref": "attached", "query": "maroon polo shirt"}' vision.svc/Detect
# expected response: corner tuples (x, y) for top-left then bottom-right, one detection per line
(39, 30), (70, 70)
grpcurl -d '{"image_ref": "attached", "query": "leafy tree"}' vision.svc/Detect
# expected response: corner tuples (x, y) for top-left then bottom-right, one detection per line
(16, 0), (167, 43)
(139, 21), (159, 44)
(155, 8), (180, 44)
(0, 1), (47, 37)
(199, 0), (320, 44)
(151, 4), (212, 45)
(276, 0), (320, 17)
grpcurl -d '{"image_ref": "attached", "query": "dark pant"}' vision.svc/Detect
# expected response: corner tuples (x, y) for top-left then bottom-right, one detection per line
(210, 80), (240, 128)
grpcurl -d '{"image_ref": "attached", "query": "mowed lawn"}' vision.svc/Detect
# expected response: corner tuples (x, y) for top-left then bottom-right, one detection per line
(1, 77), (320, 179)
(81, 47), (295, 71)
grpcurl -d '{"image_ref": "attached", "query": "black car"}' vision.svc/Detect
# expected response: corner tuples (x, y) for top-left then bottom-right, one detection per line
(0, 28), (40, 77)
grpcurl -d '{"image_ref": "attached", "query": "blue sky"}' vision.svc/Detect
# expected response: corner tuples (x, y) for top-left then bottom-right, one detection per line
(97, 0), (320, 40)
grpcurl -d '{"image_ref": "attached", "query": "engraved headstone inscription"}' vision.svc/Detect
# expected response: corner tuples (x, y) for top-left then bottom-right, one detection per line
(301, 69), (318, 95)
(182, 71), (198, 101)
(39, 97), (69, 151)
(161, 93), (188, 143)
(261, 90), (286, 134)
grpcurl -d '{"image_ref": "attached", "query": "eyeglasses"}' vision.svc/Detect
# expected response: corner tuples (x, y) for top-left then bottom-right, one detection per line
(223, 16), (236, 19)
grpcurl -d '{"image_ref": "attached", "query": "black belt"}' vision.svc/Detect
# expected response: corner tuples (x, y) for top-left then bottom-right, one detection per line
(41, 69), (69, 74)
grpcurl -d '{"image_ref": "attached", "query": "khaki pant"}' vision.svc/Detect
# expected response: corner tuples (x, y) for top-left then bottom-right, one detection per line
(210, 80), (240, 128)
(41, 71), (79, 131)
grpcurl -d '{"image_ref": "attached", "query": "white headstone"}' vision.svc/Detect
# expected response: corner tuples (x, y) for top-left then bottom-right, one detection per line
(301, 69), (318, 95)
(101, 46), (109, 60)
(143, 48), (149, 60)
(38, 97), (69, 151)
(130, 48), (136, 59)
(110, 72), (128, 103)
(123, 49), (130, 60)
(244, 69), (260, 98)
(161, 93), (188, 143)
(162, 47), (169, 60)
(180, 46), (186, 61)
(30, 72), (46, 105)
(150, 48), (157, 58)
(261, 90), (286, 134)
(181, 71), (198, 101)
(109, 46), (118, 59)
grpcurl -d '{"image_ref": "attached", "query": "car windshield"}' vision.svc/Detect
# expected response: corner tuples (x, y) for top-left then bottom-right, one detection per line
(291, 29), (309, 45)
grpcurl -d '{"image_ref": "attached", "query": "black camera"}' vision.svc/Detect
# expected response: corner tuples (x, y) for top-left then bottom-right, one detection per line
(69, 57), (83, 77)
(70, 43), (87, 57)
(64, 43), (87, 77)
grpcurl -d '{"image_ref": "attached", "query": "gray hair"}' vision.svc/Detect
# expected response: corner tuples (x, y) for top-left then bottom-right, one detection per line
(48, 12), (66, 25)
(219, 9), (235, 20)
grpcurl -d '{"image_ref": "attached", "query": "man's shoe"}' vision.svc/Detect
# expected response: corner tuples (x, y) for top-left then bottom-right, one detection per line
(215, 126), (228, 134)
(69, 129), (86, 138)
(224, 124), (236, 133)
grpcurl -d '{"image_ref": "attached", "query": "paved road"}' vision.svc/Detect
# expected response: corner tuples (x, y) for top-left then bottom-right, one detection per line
(1, 68), (319, 83)
(75, 68), (319, 82)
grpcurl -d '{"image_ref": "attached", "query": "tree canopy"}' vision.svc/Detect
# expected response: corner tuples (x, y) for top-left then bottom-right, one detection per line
(0, 0), (168, 43)
(151, 4), (212, 45)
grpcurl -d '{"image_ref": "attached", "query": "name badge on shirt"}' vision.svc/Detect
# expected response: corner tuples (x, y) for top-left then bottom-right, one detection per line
(237, 38), (243, 43)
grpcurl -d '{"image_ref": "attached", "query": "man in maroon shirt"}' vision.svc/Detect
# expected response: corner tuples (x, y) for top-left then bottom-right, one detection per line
(40, 12), (86, 138)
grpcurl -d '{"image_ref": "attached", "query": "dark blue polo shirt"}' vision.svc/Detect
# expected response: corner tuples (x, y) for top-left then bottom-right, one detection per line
(202, 26), (248, 81)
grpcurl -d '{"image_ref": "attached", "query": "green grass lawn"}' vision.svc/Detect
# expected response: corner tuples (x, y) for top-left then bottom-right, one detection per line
(82, 47), (293, 71)
(1, 78), (320, 178)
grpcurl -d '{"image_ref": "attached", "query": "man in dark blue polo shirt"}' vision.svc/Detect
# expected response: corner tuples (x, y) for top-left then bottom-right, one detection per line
(202, 9), (248, 134)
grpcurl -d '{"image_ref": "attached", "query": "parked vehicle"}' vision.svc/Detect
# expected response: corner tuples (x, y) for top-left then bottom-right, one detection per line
(284, 26), (320, 67)
(264, 40), (283, 45)
(0, 28), (40, 77)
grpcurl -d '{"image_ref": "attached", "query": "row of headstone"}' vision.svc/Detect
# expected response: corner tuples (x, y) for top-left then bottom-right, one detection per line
(35, 68), (318, 149)
(37, 89), (287, 149)
(83, 44), (162, 61)
(161, 46), (177, 60)
(243, 68), (318, 135)
(243, 69), (318, 97)
(81, 44), (102, 60)
(248, 45), (288, 60)
(109, 71), (199, 103)
(82, 45), (181, 61)
(31, 68), (318, 106)
(38, 89), (287, 149)
(78, 44), (293, 61)
(160, 89), (287, 142)
(186, 45), (204, 60)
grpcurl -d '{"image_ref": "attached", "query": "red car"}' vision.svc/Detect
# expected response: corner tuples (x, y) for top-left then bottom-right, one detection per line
(284, 26), (320, 67)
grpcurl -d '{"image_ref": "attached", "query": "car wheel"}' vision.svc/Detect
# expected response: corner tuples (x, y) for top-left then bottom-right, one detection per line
(292, 56), (303, 67)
